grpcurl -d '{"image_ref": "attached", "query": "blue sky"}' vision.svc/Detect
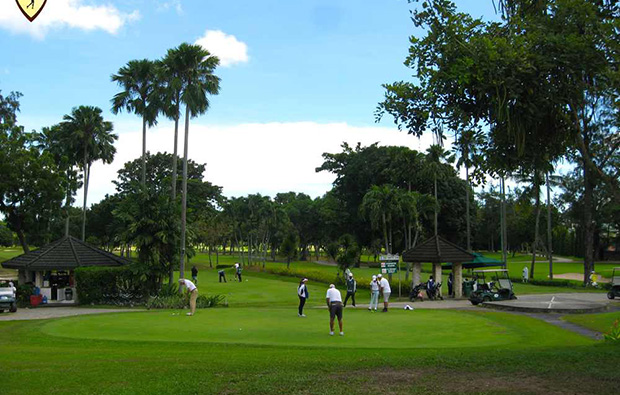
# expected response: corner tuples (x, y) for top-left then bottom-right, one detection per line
(1, 0), (501, 204)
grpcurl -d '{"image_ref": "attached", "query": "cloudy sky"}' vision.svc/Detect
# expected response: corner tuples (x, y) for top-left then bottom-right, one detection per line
(0, 0), (500, 205)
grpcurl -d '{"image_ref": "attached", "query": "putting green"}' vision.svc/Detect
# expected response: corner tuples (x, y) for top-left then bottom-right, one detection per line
(40, 308), (589, 349)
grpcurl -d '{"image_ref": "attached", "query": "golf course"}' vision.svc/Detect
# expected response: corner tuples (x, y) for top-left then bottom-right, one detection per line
(2, 252), (620, 394)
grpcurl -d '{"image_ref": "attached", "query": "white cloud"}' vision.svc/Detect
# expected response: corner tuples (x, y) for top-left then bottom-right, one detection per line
(78, 121), (435, 206)
(195, 30), (249, 67)
(157, 0), (183, 15)
(0, 0), (140, 39)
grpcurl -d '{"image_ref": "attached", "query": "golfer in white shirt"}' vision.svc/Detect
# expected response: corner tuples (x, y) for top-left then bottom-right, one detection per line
(378, 274), (391, 312)
(326, 284), (344, 336)
(178, 278), (198, 316)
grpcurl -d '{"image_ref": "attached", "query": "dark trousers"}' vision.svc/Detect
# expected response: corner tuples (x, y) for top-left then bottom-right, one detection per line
(236, 273), (242, 282)
(448, 282), (453, 296)
(219, 272), (226, 283)
(298, 296), (306, 315)
(343, 291), (356, 306)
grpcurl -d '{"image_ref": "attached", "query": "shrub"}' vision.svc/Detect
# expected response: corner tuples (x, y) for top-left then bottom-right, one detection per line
(75, 266), (148, 305)
(604, 320), (620, 343)
(16, 284), (34, 307)
(145, 293), (226, 309)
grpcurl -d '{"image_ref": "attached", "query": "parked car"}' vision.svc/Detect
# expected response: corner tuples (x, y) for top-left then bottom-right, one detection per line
(0, 281), (17, 313)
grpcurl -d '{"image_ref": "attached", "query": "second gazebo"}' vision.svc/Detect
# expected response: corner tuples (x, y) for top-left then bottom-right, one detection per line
(402, 235), (475, 298)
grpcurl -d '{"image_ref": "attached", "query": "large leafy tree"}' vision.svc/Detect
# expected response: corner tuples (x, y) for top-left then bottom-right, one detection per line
(60, 106), (117, 241)
(111, 59), (158, 187)
(163, 43), (221, 279)
(378, 0), (619, 282)
(0, 91), (65, 252)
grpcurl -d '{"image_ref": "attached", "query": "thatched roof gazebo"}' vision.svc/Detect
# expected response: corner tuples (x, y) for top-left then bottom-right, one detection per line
(402, 235), (475, 298)
(2, 236), (129, 303)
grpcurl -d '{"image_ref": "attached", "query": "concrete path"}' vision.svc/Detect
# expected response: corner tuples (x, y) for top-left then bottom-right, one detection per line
(0, 307), (143, 321)
(483, 293), (616, 314)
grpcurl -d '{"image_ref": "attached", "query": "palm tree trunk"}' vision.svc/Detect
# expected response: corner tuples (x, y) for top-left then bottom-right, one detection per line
(583, 162), (595, 284)
(465, 164), (471, 251)
(171, 103), (180, 200)
(81, 146), (89, 242)
(382, 212), (389, 253)
(141, 116), (147, 186)
(546, 172), (553, 279)
(434, 174), (438, 237)
(530, 182), (541, 279)
(179, 104), (190, 279)
(65, 170), (71, 237)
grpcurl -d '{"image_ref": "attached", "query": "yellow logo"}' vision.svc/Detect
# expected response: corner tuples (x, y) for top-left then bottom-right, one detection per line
(16, 0), (47, 22)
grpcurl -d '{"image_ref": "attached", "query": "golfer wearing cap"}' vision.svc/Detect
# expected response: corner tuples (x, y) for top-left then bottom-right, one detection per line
(178, 278), (198, 316)
(298, 278), (309, 317)
(369, 275), (380, 311)
(343, 273), (357, 307)
(378, 274), (391, 312)
(326, 284), (344, 336)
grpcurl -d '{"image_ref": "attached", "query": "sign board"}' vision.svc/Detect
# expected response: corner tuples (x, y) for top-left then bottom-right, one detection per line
(379, 254), (399, 274)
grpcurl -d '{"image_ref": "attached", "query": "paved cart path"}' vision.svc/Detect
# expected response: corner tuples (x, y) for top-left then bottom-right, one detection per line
(0, 307), (144, 321)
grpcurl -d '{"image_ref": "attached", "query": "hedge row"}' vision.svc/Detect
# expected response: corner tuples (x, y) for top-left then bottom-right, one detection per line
(75, 266), (148, 305)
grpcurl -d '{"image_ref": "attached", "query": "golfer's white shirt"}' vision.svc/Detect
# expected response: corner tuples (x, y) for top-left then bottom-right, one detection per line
(379, 278), (391, 293)
(326, 288), (342, 303)
(370, 280), (379, 292)
(183, 280), (197, 292)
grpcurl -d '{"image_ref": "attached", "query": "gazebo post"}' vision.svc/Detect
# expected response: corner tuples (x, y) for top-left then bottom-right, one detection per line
(453, 263), (463, 298)
(433, 263), (442, 286)
(412, 262), (421, 287)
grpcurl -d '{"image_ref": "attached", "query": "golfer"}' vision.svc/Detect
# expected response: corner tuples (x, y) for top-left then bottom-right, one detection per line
(191, 265), (198, 284)
(178, 278), (198, 316)
(297, 278), (309, 317)
(369, 275), (379, 311)
(522, 266), (529, 283)
(343, 273), (357, 307)
(235, 263), (243, 282)
(378, 274), (391, 312)
(326, 284), (344, 336)
(218, 269), (227, 283)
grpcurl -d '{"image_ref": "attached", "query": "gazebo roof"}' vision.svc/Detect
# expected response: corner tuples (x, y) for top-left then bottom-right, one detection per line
(1, 236), (130, 271)
(402, 235), (475, 264)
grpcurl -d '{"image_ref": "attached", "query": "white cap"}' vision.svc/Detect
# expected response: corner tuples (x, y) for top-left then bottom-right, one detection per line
(329, 284), (335, 289)
(377, 274), (383, 278)
(372, 275), (377, 280)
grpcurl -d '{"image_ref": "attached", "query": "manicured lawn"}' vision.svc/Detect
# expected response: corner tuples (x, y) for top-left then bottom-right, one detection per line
(563, 311), (620, 333)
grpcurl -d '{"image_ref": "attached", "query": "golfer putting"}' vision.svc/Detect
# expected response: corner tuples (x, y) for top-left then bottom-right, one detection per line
(179, 278), (198, 316)
(326, 284), (344, 336)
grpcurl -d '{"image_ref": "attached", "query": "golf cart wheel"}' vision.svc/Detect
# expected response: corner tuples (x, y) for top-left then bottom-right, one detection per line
(470, 300), (479, 306)
(9, 304), (17, 313)
(608, 292), (615, 300)
(510, 294), (517, 300)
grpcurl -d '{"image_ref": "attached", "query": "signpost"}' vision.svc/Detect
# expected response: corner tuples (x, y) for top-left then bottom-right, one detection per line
(380, 254), (401, 297)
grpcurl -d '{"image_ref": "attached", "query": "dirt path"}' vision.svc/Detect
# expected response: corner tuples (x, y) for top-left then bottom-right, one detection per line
(0, 307), (143, 321)
(554, 272), (610, 283)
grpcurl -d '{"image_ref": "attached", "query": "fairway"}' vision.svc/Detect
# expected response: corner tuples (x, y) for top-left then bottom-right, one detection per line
(40, 308), (591, 349)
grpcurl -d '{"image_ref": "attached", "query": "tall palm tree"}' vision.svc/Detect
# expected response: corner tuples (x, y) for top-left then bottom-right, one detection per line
(423, 144), (454, 237)
(154, 56), (183, 200)
(166, 43), (221, 278)
(111, 59), (158, 187)
(361, 185), (398, 254)
(61, 106), (117, 241)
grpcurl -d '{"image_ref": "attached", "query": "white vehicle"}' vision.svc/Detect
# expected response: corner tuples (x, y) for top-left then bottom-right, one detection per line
(0, 282), (18, 313)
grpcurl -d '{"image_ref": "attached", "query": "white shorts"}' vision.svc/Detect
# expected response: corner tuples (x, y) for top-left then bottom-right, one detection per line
(383, 292), (391, 303)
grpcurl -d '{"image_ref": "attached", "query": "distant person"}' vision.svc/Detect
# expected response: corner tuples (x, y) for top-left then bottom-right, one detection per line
(297, 278), (309, 317)
(522, 266), (529, 283)
(369, 275), (380, 311)
(589, 271), (598, 287)
(178, 278), (198, 316)
(326, 284), (344, 336)
(448, 272), (454, 297)
(235, 263), (243, 282)
(218, 269), (227, 283)
(343, 273), (357, 307)
(191, 265), (198, 284)
(378, 274), (391, 312)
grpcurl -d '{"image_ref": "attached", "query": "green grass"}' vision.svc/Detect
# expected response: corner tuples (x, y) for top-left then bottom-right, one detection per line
(41, 308), (591, 349)
(563, 311), (620, 333)
(2, 261), (620, 394)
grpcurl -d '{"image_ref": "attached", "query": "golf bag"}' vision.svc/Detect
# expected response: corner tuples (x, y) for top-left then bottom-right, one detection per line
(426, 281), (443, 301)
(409, 282), (427, 302)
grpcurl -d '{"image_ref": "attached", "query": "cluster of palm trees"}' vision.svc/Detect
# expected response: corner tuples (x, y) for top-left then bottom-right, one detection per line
(110, 43), (221, 278)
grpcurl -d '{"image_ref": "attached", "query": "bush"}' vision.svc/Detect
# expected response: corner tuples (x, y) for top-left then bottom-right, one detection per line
(604, 320), (620, 343)
(75, 266), (148, 305)
(16, 284), (34, 307)
(145, 293), (226, 309)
